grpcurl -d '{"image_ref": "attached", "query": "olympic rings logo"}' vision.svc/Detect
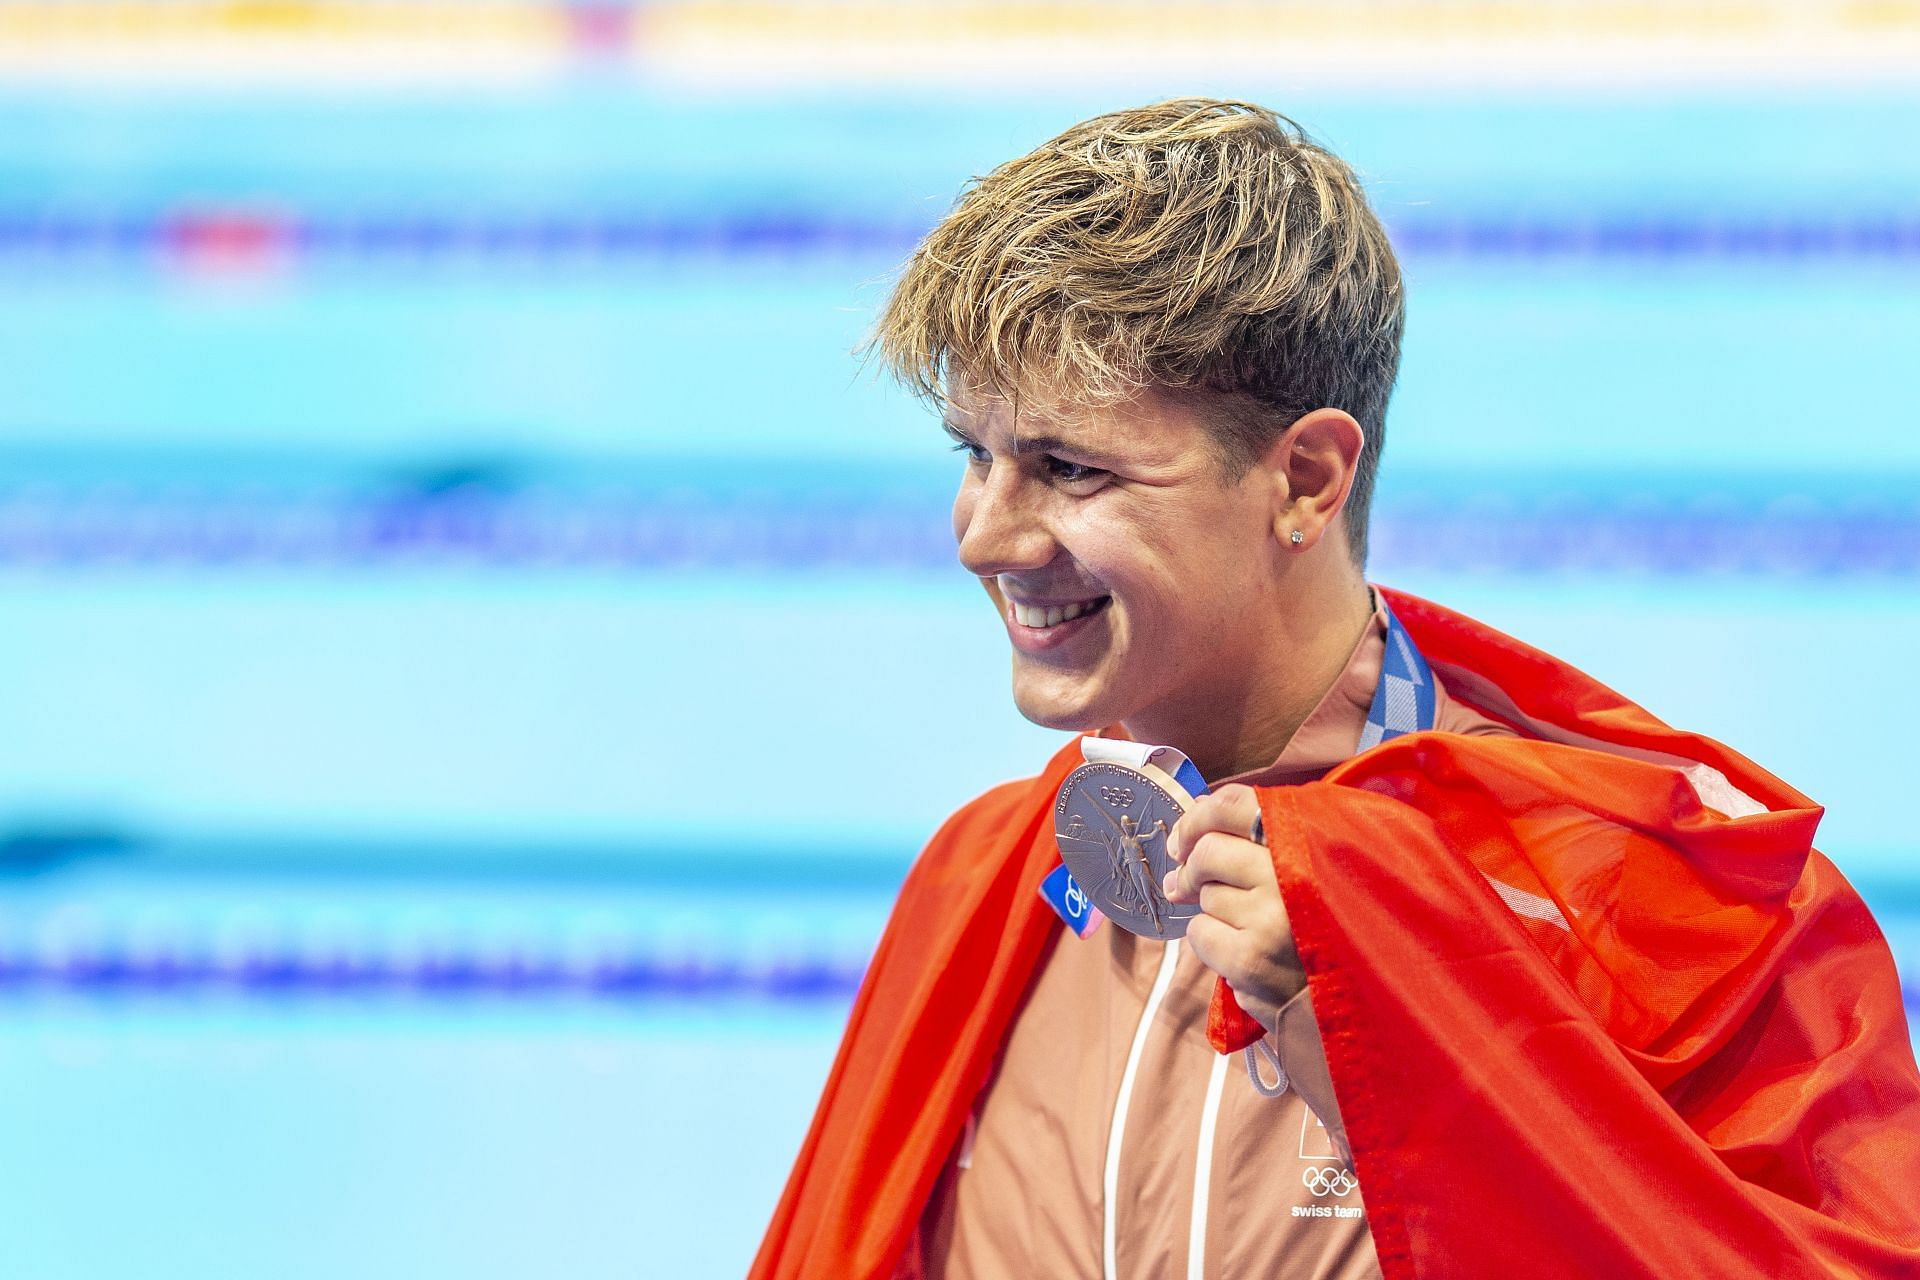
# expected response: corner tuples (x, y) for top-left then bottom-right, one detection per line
(1302, 1166), (1357, 1197)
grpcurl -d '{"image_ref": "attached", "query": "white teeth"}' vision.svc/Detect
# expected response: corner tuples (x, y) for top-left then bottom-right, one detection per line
(1013, 598), (1101, 628)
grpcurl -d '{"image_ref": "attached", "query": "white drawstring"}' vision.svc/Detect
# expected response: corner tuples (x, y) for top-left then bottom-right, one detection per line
(955, 1109), (978, 1170)
(1193, 1043), (1289, 1278)
(1243, 1039), (1289, 1098)
(1103, 940), (1182, 1280)
(1187, 1050), (1233, 1278)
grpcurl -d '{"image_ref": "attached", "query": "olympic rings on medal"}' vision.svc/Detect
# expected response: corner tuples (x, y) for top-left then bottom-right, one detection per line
(1302, 1165), (1357, 1197)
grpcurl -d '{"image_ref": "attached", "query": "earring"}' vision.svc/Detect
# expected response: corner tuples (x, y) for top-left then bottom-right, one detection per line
(1289, 530), (1305, 546)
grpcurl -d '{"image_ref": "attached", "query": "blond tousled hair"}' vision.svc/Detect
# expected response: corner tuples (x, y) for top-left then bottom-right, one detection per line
(871, 98), (1404, 563)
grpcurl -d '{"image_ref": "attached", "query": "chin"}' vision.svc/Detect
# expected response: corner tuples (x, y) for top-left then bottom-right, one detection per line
(1009, 670), (1125, 734)
(1014, 701), (1101, 733)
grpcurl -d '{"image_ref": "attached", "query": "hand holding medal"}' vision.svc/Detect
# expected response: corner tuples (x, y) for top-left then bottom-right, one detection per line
(1162, 783), (1305, 1036)
(1052, 754), (1306, 1034)
(1048, 606), (1436, 1033)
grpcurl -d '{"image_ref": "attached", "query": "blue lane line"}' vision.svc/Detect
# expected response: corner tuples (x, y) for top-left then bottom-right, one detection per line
(0, 953), (1912, 1020)
(1391, 217), (1920, 261)
(0, 951), (866, 1002)
(0, 212), (1917, 268)
(0, 492), (1914, 575)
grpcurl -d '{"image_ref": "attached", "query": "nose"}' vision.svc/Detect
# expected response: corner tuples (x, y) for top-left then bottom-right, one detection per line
(954, 464), (1058, 579)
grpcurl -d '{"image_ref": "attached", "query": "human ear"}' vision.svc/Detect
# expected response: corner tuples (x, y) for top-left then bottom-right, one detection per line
(1263, 408), (1364, 552)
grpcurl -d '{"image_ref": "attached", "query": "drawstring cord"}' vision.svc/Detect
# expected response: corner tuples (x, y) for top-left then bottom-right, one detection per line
(1243, 1039), (1289, 1098)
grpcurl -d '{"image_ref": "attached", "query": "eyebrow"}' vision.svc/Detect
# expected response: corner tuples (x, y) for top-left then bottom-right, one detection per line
(941, 419), (1123, 467)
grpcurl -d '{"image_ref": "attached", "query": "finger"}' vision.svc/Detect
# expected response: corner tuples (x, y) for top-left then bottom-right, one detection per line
(1202, 876), (1294, 937)
(1165, 840), (1261, 905)
(1182, 911), (1241, 978)
(1168, 784), (1262, 863)
(1184, 913), (1264, 988)
(1170, 831), (1270, 900)
(1181, 915), (1276, 1026)
(1166, 830), (1258, 901)
(1167, 789), (1245, 863)
(1198, 880), (1259, 929)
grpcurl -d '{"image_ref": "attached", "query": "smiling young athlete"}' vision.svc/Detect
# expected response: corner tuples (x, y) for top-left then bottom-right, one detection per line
(751, 100), (1920, 1280)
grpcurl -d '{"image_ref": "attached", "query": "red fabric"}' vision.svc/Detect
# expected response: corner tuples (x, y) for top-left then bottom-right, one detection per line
(751, 588), (1920, 1279)
(1206, 971), (1267, 1052)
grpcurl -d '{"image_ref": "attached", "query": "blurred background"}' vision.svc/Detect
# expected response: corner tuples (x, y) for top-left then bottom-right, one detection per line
(0, 2), (1914, 1276)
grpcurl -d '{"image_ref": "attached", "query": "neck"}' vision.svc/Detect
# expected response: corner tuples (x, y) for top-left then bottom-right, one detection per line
(1122, 572), (1374, 782)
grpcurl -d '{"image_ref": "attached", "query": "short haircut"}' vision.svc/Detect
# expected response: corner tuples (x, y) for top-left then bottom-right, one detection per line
(871, 98), (1405, 564)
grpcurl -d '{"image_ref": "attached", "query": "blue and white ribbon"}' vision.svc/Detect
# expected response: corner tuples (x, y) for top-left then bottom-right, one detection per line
(1357, 605), (1437, 753)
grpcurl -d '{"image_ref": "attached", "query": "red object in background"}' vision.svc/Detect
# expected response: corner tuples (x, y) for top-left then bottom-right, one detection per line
(752, 589), (1920, 1280)
(165, 209), (294, 277)
(568, 3), (631, 54)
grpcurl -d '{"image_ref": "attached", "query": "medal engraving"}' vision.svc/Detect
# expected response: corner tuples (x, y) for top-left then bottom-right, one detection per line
(1054, 761), (1199, 939)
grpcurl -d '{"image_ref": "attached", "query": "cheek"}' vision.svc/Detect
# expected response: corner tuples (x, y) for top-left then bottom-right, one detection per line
(1100, 527), (1246, 649)
(1056, 522), (1129, 594)
(1070, 527), (1181, 630)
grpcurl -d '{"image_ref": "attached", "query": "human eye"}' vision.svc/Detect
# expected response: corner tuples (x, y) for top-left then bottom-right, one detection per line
(948, 437), (991, 467)
(943, 424), (991, 468)
(1045, 455), (1107, 487)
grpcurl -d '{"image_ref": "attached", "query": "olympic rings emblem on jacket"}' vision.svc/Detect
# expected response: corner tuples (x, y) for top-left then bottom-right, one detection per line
(1302, 1166), (1357, 1197)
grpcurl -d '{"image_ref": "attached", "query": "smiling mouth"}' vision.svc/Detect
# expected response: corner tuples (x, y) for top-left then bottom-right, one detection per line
(1007, 595), (1112, 630)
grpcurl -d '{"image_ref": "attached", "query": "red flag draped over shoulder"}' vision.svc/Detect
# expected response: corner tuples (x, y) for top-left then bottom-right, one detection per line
(751, 589), (1920, 1280)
